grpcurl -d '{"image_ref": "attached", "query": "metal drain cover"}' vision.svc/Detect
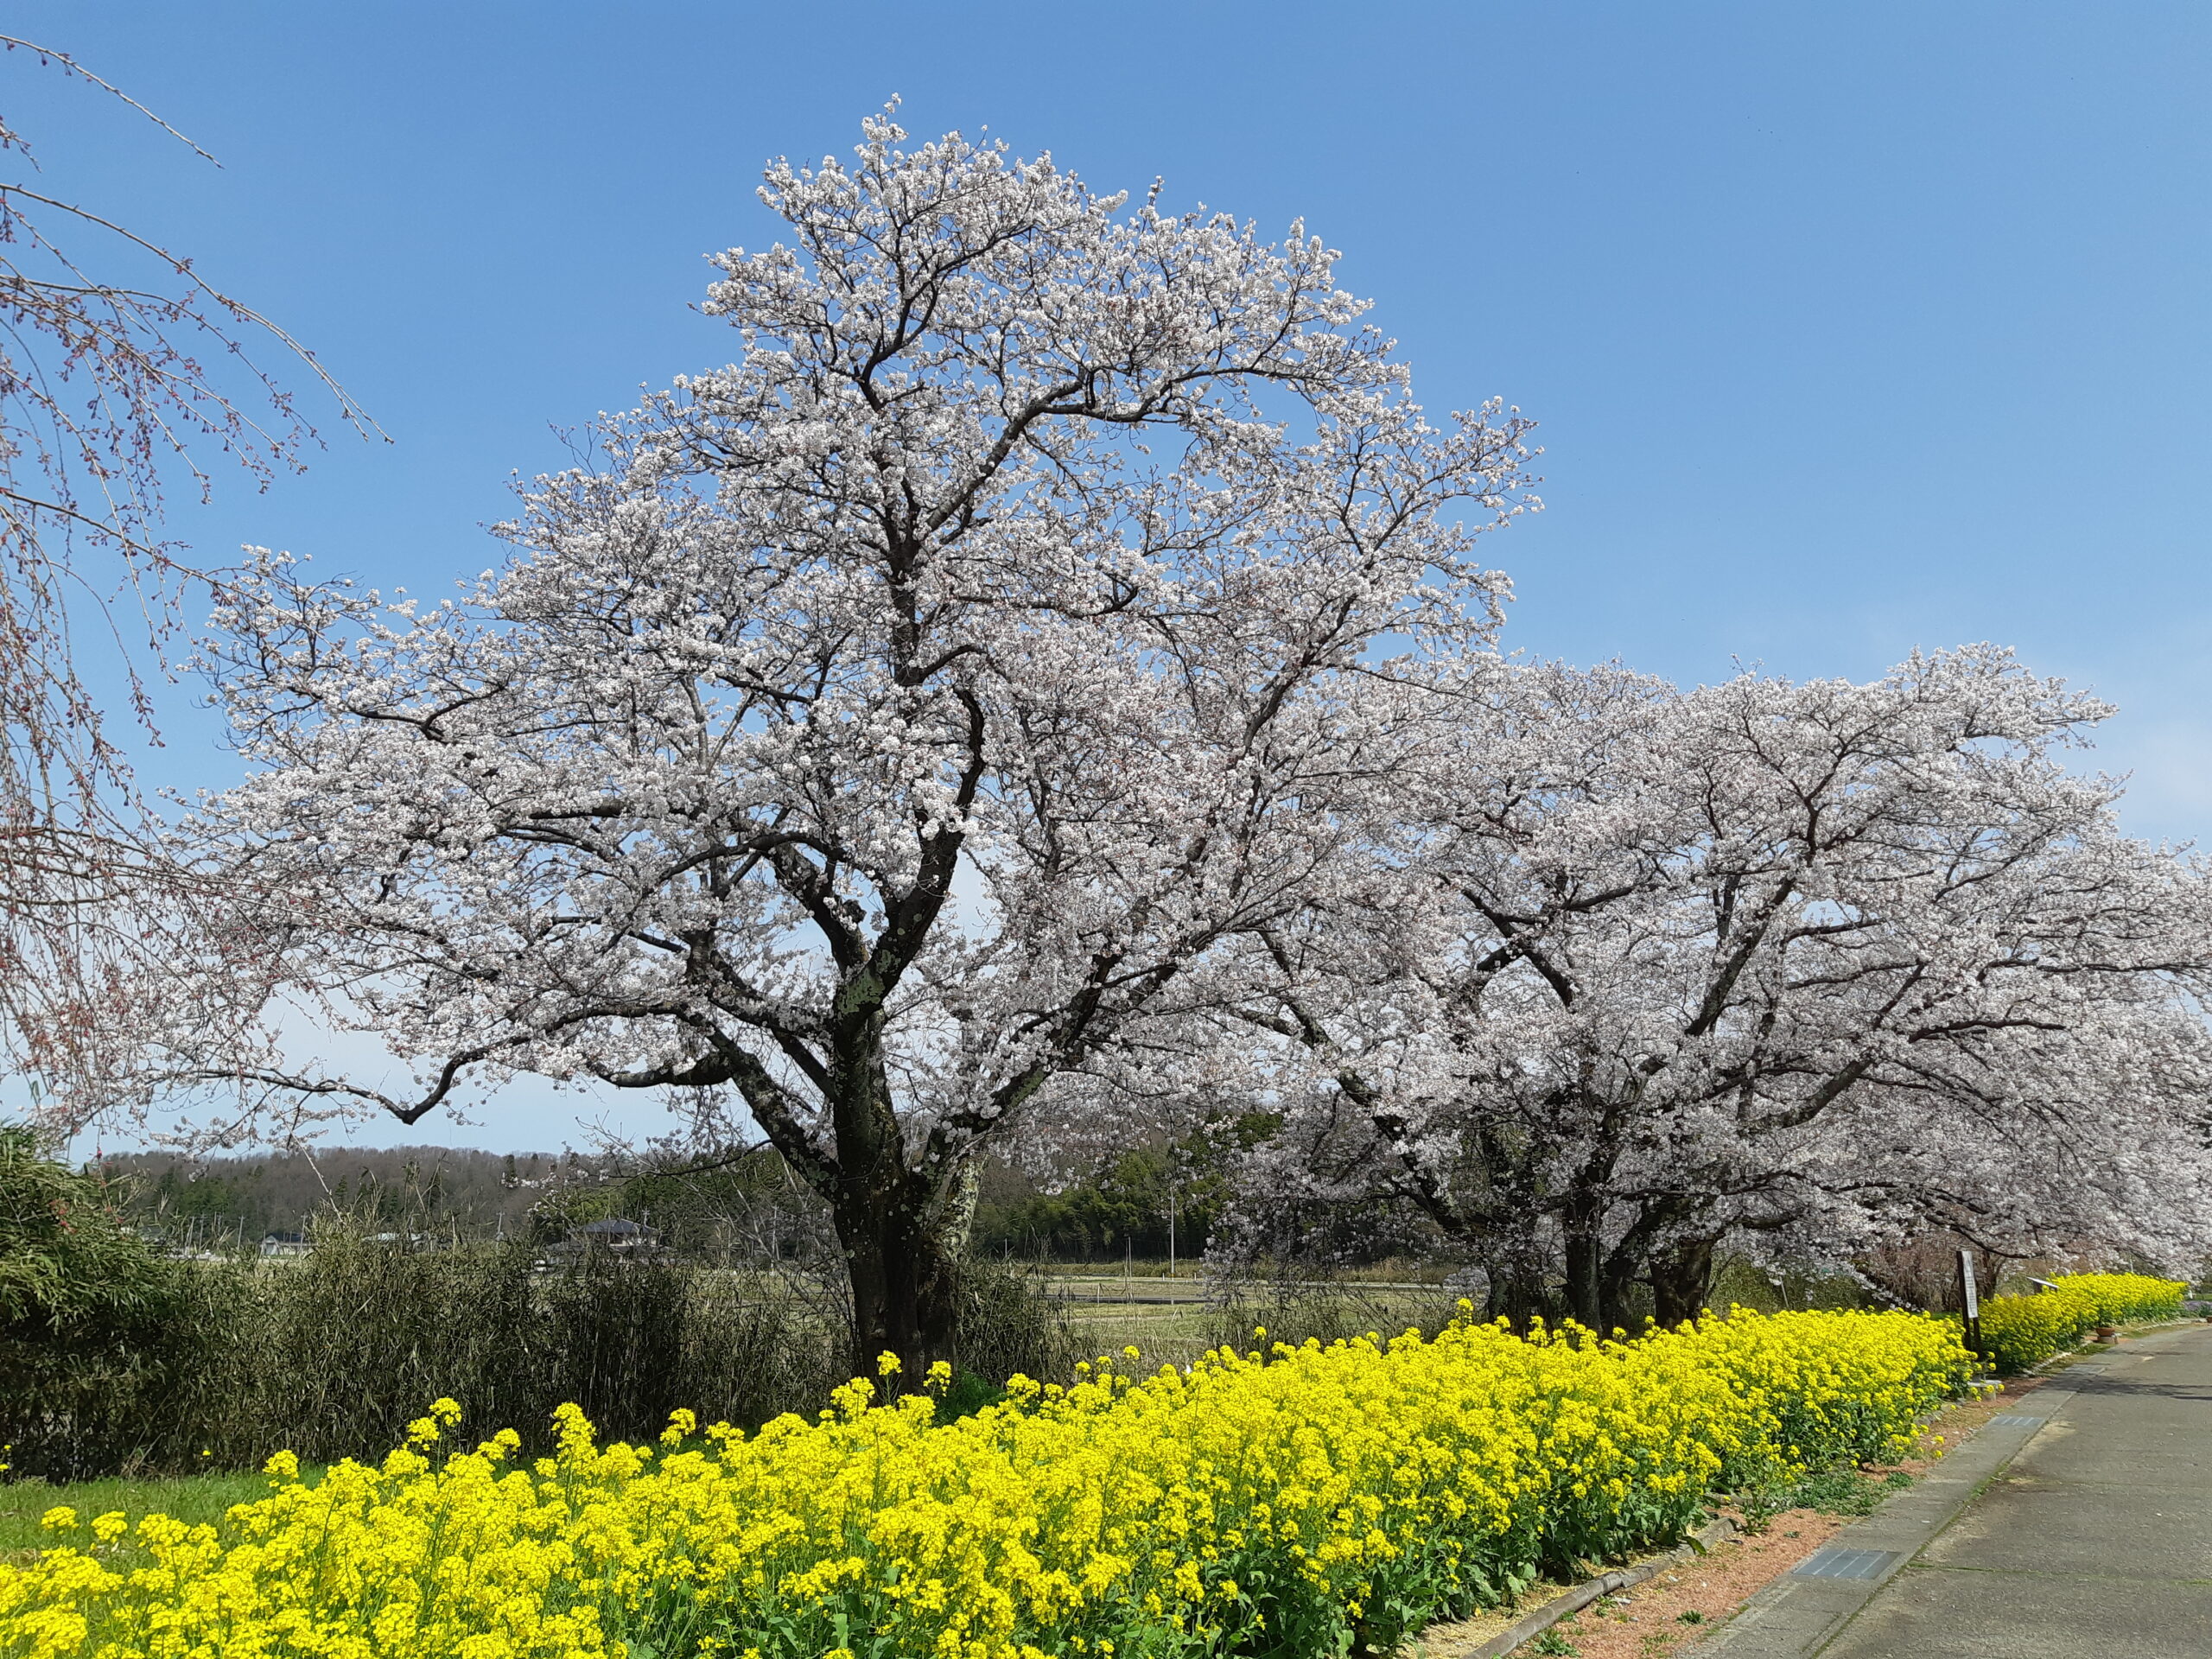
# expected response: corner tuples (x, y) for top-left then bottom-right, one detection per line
(1991, 1414), (2046, 1427)
(1794, 1548), (1902, 1580)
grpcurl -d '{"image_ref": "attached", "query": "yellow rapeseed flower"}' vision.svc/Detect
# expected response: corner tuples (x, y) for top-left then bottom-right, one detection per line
(0, 1307), (1971, 1659)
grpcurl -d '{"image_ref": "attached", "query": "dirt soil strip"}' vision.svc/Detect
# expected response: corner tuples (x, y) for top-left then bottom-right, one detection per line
(1408, 1516), (1744, 1659)
(1404, 1374), (2046, 1659)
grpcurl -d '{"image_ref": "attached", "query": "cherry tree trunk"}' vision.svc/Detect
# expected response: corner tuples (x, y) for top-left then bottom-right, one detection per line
(1562, 1191), (1607, 1332)
(1481, 1230), (1554, 1332)
(832, 1172), (962, 1382)
(1650, 1236), (1716, 1329)
(1599, 1252), (1644, 1337)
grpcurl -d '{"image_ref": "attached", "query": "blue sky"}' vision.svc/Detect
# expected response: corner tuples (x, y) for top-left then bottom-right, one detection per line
(13, 2), (2209, 1151)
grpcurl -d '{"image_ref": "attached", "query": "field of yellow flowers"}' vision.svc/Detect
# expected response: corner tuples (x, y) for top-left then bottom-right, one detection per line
(1, 1306), (1973, 1659)
(1975, 1272), (2186, 1373)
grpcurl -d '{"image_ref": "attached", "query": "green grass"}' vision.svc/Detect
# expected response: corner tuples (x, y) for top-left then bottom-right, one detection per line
(0, 1466), (320, 1557)
(1738, 1465), (1912, 1532)
(1051, 1286), (1460, 1370)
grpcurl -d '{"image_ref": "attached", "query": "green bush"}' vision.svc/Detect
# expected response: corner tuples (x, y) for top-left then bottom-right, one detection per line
(0, 1128), (258, 1479)
(1, 1174), (845, 1478)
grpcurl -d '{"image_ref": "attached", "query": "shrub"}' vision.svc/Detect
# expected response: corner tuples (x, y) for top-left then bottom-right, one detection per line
(3, 1208), (848, 1478)
(0, 1306), (1973, 1659)
(0, 1129), (257, 1480)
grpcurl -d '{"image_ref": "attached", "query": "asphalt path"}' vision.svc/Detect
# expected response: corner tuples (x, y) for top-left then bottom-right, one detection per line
(1814, 1323), (2212, 1658)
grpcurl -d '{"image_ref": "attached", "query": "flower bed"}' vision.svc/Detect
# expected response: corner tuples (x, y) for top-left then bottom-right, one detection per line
(0, 1308), (1973, 1659)
(2056, 1272), (2189, 1327)
(1976, 1271), (2188, 1374)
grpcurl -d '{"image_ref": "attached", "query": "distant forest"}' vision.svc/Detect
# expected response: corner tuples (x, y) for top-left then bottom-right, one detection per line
(99, 1146), (582, 1242)
(93, 1141), (1220, 1262)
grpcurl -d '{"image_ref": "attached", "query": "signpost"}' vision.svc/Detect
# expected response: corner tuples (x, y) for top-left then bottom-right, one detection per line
(1958, 1248), (1983, 1360)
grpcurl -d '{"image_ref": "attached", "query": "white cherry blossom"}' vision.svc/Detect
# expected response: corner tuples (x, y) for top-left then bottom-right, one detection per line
(138, 109), (1537, 1369)
(1223, 647), (2212, 1325)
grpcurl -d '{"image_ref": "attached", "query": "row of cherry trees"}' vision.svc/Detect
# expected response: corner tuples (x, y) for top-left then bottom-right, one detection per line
(58, 112), (2212, 1370)
(1210, 651), (2212, 1330)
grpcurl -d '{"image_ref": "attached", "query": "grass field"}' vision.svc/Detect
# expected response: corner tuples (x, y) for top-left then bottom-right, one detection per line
(1046, 1276), (1463, 1368)
(0, 1468), (327, 1558)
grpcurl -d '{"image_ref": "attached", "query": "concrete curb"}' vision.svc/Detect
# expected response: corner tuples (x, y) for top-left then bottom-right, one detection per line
(1409, 1516), (1739, 1659)
(1679, 1400), (2058, 1659)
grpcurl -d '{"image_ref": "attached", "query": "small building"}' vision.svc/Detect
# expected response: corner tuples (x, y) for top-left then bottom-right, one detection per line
(259, 1230), (308, 1258)
(572, 1216), (660, 1251)
(534, 1215), (664, 1269)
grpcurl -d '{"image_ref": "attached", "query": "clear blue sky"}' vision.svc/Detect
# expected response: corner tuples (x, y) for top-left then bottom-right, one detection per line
(14, 3), (2209, 1151)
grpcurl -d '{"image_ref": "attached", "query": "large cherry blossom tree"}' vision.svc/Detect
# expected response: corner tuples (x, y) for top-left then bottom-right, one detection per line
(142, 111), (1537, 1369)
(1224, 648), (2212, 1328)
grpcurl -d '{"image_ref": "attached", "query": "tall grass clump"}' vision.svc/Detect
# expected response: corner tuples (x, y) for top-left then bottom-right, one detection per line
(252, 1230), (849, 1465)
(944, 1256), (1079, 1396)
(0, 1128), (259, 1481)
(2, 1210), (852, 1478)
(1198, 1279), (1463, 1363)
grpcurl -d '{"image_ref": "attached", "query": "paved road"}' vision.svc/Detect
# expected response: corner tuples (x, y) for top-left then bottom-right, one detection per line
(1817, 1324), (2212, 1659)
